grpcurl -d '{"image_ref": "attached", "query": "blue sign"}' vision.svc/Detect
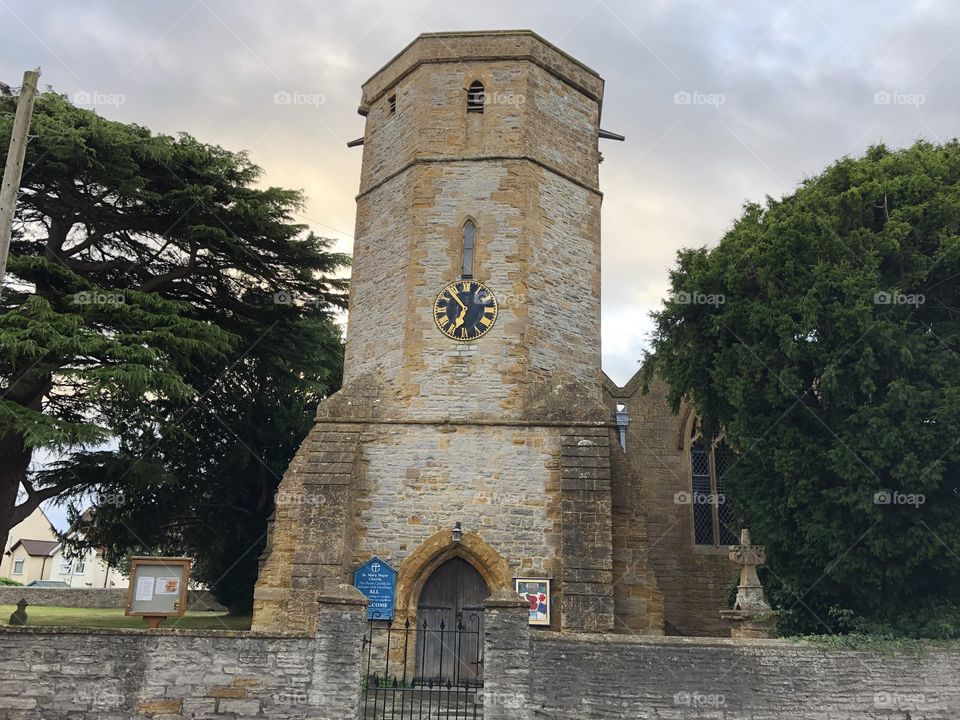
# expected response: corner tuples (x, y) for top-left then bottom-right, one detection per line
(354, 557), (397, 621)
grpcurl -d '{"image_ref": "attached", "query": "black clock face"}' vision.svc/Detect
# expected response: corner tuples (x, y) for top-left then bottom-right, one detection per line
(434, 280), (498, 341)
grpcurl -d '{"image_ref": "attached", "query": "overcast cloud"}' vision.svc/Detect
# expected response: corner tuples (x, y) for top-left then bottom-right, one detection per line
(2, 0), (957, 390)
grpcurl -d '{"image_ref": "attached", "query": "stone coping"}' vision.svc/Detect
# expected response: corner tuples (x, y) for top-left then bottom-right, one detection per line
(317, 584), (370, 606)
(484, 588), (530, 610)
(361, 30), (604, 108)
(418, 30), (602, 77)
(0, 625), (312, 640)
(4, 623), (956, 657)
(529, 631), (957, 653)
(312, 415), (615, 428)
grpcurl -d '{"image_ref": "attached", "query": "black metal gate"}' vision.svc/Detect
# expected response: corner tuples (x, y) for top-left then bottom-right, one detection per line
(361, 613), (483, 720)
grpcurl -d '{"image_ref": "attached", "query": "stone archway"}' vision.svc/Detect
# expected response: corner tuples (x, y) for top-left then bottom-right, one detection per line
(394, 529), (512, 624)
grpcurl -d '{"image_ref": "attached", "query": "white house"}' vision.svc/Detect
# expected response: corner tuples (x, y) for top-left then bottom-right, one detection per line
(1, 505), (127, 588)
(48, 508), (128, 589)
(47, 543), (128, 589)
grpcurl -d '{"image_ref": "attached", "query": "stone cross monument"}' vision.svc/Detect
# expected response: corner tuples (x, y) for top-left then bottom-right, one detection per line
(720, 528), (778, 638)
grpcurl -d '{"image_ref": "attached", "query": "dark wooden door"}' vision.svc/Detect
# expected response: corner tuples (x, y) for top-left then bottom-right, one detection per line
(415, 557), (488, 685)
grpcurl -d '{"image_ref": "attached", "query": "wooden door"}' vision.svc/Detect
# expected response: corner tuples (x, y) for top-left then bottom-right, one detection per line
(415, 557), (488, 685)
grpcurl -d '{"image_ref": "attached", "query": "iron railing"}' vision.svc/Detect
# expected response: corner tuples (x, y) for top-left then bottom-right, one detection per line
(361, 612), (482, 720)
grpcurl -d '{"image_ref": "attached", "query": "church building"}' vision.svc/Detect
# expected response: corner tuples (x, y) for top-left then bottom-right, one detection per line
(252, 30), (736, 641)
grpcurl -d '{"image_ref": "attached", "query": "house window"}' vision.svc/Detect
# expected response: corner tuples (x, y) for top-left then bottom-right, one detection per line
(59, 559), (72, 575)
(462, 220), (476, 278)
(74, 558), (86, 575)
(12, 557), (24, 575)
(467, 81), (484, 112)
(388, 94), (396, 114)
(689, 421), (738, 546)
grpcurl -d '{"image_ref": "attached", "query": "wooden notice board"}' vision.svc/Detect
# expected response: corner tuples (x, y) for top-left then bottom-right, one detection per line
(125, 557), (191, 624)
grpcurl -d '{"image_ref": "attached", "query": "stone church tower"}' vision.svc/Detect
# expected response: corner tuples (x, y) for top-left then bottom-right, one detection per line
(253, 30), (665, 636)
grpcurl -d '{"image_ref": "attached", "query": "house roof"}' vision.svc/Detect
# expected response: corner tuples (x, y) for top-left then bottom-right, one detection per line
(26, 580), (69, 588)
(10, 539), (59, 556)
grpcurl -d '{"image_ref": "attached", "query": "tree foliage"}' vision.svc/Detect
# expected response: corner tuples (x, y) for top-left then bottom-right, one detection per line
(0, 92), (348, 608)
(62, 312), (342, 612)
(647, 141), (960, 636)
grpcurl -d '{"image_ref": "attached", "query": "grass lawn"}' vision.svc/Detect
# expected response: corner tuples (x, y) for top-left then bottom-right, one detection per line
(0, 605), (251, 631)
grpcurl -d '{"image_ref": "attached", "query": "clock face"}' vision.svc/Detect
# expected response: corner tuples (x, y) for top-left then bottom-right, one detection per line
(434, 280), (498, 341)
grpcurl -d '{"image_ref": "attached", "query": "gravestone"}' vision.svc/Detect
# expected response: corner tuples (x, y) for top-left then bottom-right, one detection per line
(8, 598), (28, 626)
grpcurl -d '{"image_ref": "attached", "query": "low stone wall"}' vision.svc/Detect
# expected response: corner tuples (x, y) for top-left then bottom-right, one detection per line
(3, 584), (958, 719)
(0, 586), (367, 720)
(483, 596), (960, 720)
(0, 587), (226, 611)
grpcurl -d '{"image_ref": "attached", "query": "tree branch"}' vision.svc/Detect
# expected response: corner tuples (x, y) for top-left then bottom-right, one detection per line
(61, 230), (106, 257)
(138, 264), (198, 292)
(61, 257), (139, 273)
(138, 246), (199, 292)
(11, 477), (85, 528)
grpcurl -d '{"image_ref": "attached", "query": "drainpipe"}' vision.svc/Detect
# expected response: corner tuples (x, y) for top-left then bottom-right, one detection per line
(614, 404), (631, 452)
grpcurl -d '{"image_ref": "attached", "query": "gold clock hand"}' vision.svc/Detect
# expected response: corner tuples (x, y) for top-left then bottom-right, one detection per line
(449, 291), (469, 311)
(452, 306), (467, 331)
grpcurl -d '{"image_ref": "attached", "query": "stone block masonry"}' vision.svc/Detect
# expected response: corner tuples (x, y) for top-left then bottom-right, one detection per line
(558, 427), (614, 632)
(0, 587), (226, 611)
(343, 30), (605, 422)
(3, 579), (956, 719)
(484, 597), (960, 719)
(256, 29), (629, 636)
(0, 585), (368, 720)
(603, 373), (734, 636)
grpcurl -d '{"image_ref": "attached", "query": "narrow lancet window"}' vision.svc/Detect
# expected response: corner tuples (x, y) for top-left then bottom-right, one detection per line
(467, 81), (485, 113)
(689, 419), (738, 546)
(462, 221), (476, 278)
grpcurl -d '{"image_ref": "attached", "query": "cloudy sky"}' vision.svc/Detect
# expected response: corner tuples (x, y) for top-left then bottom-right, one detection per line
(2, 0), (957, 388)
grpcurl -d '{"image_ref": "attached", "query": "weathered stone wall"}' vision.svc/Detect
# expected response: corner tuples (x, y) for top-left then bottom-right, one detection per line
(256, 30), (657, 638)
(609, 436), (665, 634)
(340, 172), (412, 392)
(343, 30), (605, 418)
(346, 157), (603, 419)
(0, 587), (225, 611)
(604, 372), (734, 635)
(0, 587), (367, 720)
(252, 371), (662, 634)
(253, 416), (364, 633)
(357, 31), (603, 190)
(354, 422), (559, 577)
(484, 598), (960, 720)
(531, 634), (960, 719)
(528, 170), (601, 391)
(558, 427), (614, 632)
(483, 591), (533, 720)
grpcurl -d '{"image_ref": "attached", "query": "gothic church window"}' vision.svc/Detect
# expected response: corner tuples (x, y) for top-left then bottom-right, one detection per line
(689, 420), (737, 546)
(467, 81), (485, 113)
(461, 220), (476, 278)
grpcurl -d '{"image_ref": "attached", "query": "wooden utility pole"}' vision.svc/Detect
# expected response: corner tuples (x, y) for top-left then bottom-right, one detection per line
(0, 67), (41, 286)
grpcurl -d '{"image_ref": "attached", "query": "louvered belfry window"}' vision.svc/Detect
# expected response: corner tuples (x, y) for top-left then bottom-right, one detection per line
(467, 81), (485, 113)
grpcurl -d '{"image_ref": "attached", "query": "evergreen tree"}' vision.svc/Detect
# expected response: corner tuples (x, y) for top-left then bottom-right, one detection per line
(0, 91), (348, 591)
(648, 141), (960, 636)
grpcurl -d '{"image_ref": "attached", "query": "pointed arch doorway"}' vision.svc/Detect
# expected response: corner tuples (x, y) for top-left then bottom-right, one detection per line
(415, 557), (489, 685)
